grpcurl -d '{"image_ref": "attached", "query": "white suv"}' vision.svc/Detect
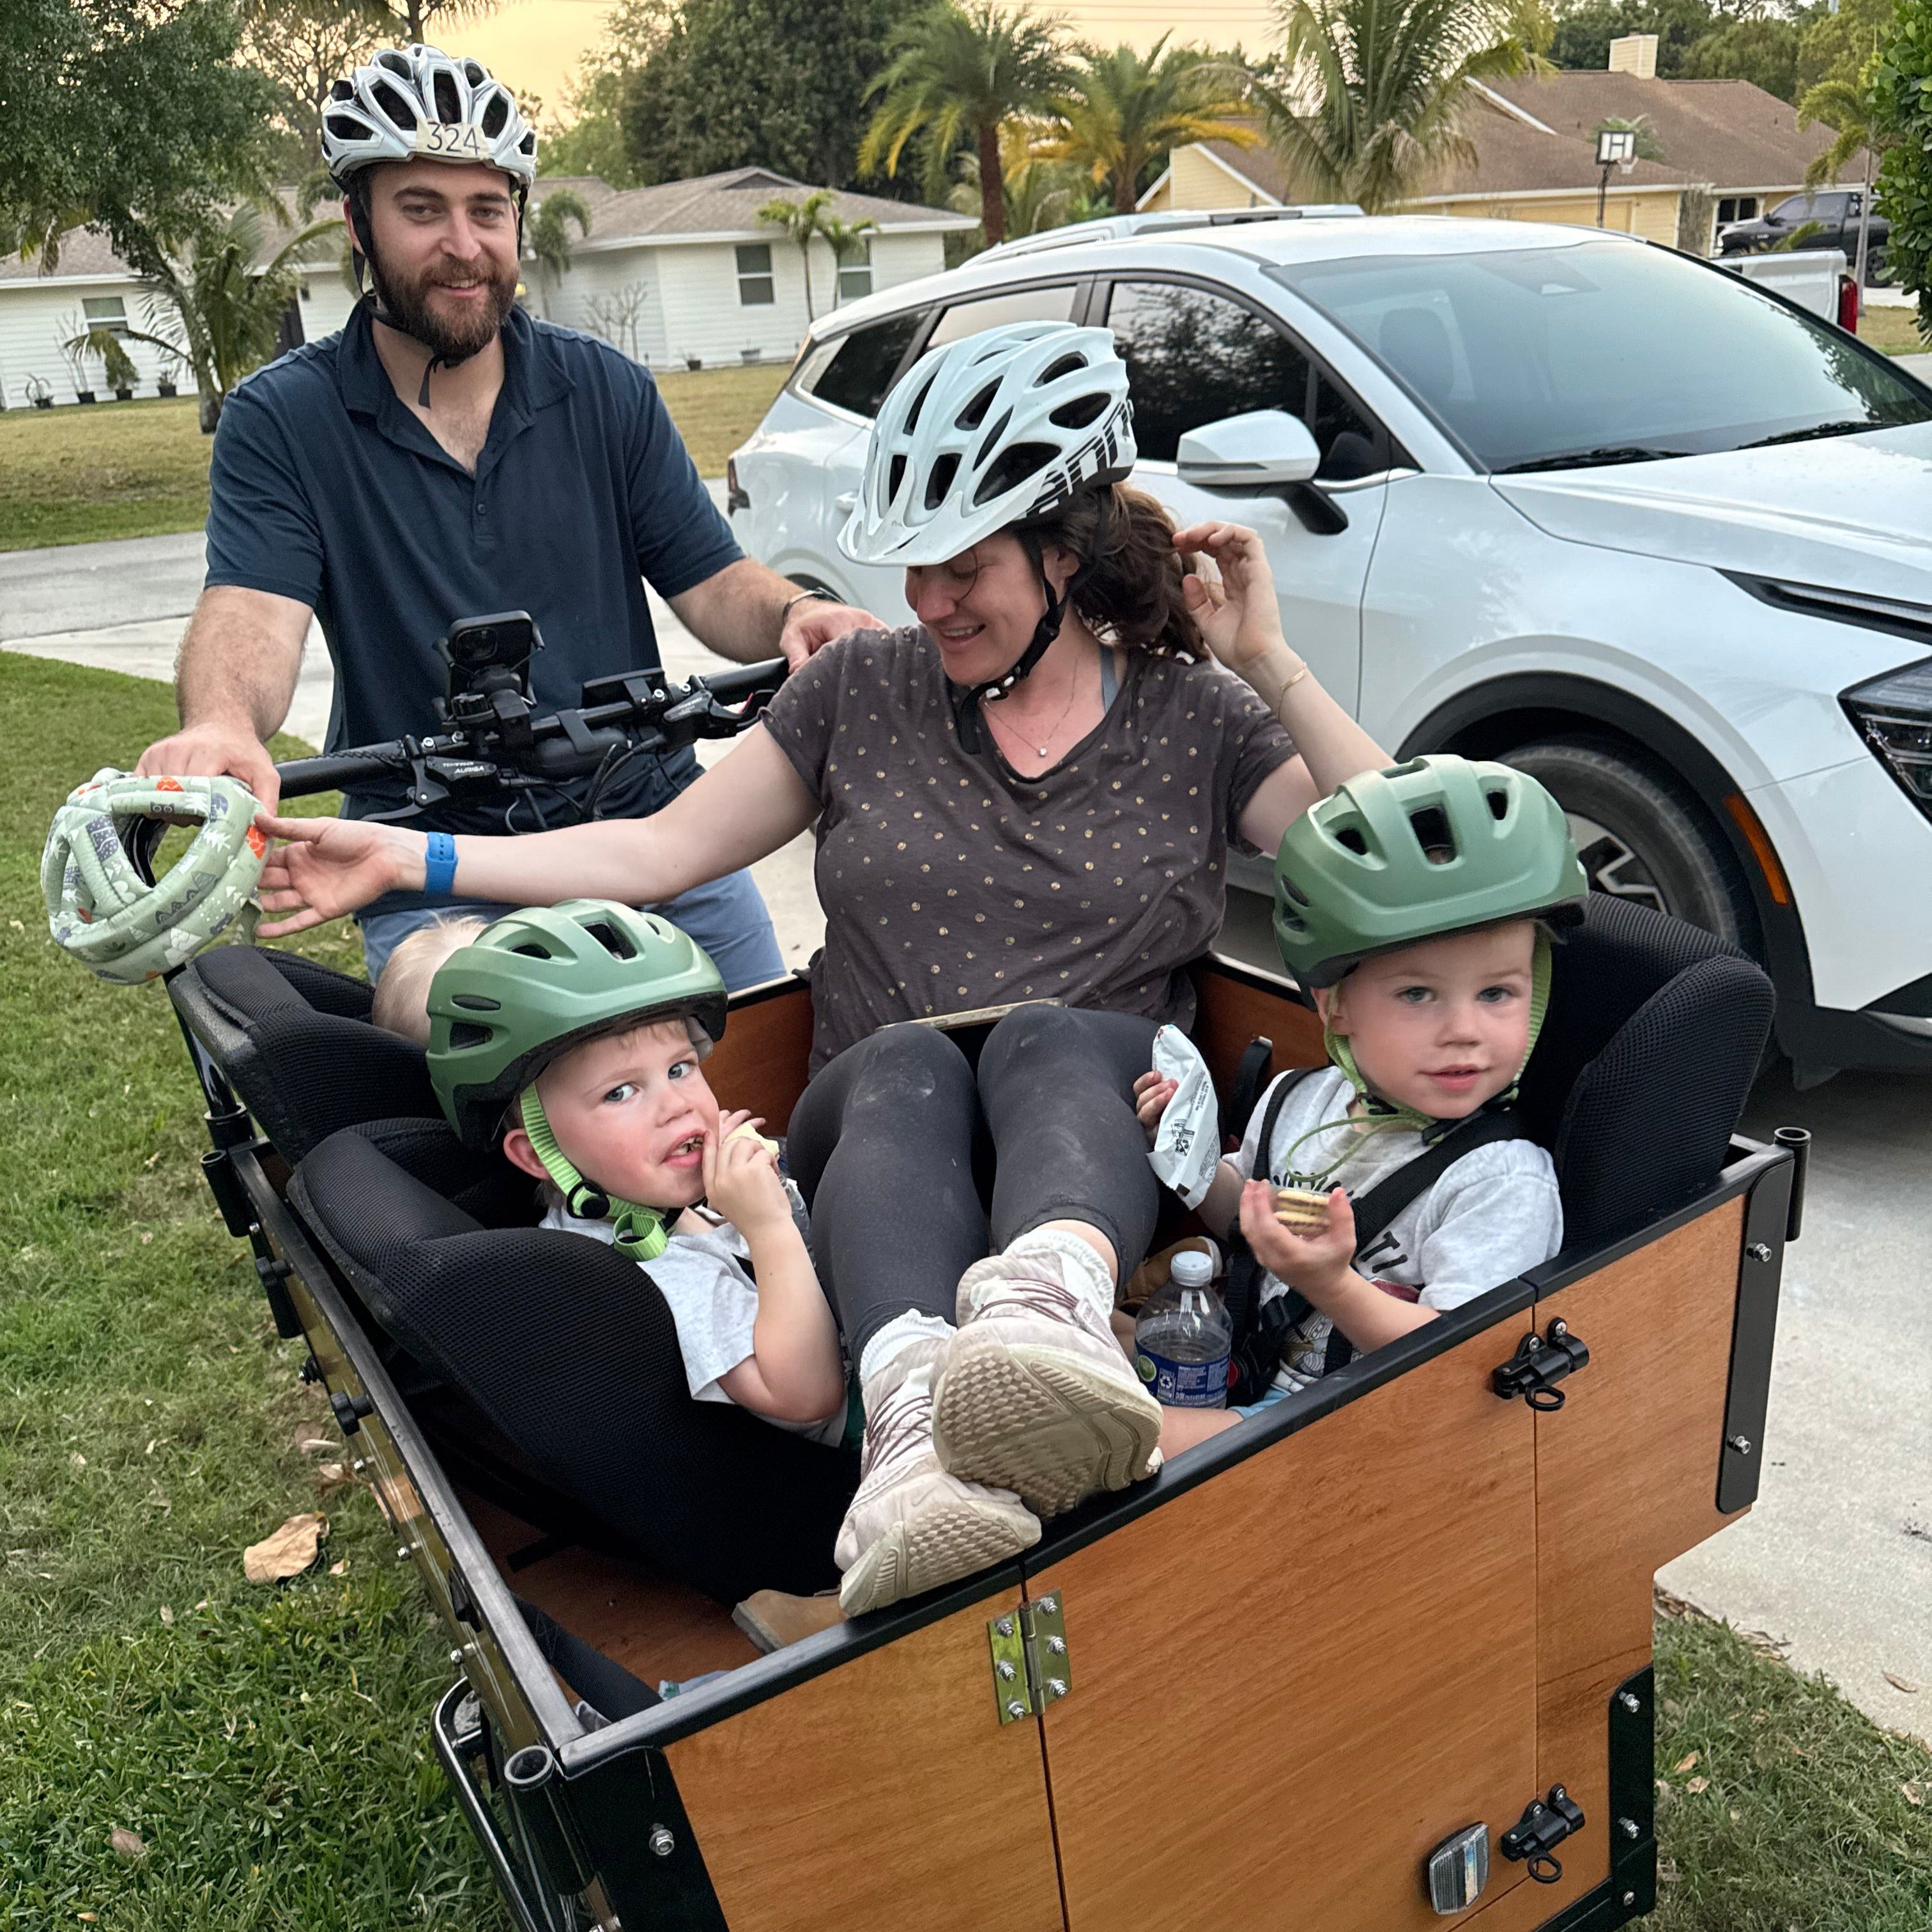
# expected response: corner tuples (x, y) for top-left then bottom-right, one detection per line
(726, 210), (1932, 1081)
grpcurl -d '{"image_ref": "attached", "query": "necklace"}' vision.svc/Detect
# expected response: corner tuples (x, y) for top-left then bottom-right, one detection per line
(990, 657), (1082, 762)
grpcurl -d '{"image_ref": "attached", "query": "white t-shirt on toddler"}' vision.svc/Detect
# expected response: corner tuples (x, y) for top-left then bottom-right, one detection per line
(540, 1200), (850, 1446)
(1236, 1067), (1564, 1396)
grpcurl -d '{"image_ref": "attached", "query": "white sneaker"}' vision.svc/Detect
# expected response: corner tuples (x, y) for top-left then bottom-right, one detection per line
(835, 1338), (1040, 1616)
(932, 1243), (1163, 1519)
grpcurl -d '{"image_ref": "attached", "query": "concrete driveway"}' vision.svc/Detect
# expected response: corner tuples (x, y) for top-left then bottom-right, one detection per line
(5, 528), (1926, 1746)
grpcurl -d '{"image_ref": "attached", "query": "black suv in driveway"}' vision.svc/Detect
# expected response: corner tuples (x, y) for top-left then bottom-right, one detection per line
(1718, 188), (1889, 272)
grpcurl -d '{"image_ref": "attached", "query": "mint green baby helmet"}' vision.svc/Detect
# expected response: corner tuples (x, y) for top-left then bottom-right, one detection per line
(1273, 755), (1588, 990)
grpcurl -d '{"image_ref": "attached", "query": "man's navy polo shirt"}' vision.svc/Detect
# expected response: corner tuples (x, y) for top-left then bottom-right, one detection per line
(204, 298), (742, 839)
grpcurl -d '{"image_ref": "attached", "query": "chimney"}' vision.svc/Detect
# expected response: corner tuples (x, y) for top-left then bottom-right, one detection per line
(1608, 33), (1659, 78)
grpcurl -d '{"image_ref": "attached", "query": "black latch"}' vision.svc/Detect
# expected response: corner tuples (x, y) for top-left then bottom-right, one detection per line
(329, 1390), (375, 1435)
(1499, 1785), (1585, 1884)
(1492, 1319), (1590, 1410)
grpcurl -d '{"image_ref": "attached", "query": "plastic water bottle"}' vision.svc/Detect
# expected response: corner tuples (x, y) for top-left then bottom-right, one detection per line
(1133, 1250), (1232, 1408)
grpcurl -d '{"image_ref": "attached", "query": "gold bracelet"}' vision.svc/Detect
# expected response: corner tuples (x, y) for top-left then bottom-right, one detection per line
(1274, 663), (1310, 721)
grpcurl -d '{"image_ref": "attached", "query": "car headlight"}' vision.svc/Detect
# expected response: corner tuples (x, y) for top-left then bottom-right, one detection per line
(1843, 657), (1932, 821)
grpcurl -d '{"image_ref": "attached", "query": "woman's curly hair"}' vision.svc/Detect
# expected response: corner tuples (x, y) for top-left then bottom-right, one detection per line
(1029, 483), (1202, 658)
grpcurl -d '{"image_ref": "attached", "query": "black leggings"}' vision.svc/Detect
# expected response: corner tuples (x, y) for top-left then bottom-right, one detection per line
(786, 1005), (1163, 1364)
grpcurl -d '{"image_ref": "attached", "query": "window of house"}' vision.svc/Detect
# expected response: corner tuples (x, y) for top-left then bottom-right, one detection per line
(837, 238), (873, 303)
(926, 283), (1077, 348)
(736, 243), (775, 306)
(1104, 279), (1382, 477)
(802, 309), (927, 418)
(82, 296), (129, 337)
(1717, 197), (1761, 226)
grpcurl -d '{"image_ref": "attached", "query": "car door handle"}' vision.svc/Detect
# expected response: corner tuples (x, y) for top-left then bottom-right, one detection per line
(836, 493), (857, 512)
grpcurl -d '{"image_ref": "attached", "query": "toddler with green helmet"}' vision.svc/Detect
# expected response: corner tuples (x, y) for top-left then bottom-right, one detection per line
(424, 900), (850, 1443)
(1134, 755), (1588, 1455)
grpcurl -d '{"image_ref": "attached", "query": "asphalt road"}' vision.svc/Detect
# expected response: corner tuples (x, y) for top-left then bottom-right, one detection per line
(5, 528), (1926, 1746)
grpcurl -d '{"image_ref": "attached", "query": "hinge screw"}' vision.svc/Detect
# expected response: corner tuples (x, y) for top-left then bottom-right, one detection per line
(1728, 1435), (1753, 1455)
(1006, 1699), (1028, 1720)
(1046, 1678), (1068, 1699)
(1618, 1817), (1640, 1840)
(997, 1660), (1016, 1680)
(351, 1458), (366, 1473)
(1046, 1636), (1066, 1655)
(1618, 1690), (1641, 1713)
(994, 1617), (1013, 1639)
(1622, 1892), (1636, 1908)
(648, 1825), (674, 1859)
(1549, 1318), (1567, 1339)
(1038, 1597), (1057, 1614)
(397, 1544), (411, 1562)
(448, 1648), (463, 1665)
(1748, 1243), (1773, 1263)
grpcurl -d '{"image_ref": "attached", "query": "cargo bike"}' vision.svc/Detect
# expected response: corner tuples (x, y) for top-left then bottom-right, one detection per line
(156, 640), (1802, 1932)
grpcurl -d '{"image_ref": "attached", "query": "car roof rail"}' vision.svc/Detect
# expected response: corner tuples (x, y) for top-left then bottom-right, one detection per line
(974, 204), (1366, 263)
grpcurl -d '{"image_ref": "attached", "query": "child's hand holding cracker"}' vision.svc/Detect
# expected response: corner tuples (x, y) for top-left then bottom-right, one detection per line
(1238, 1181), (1357, 1305)
(704, 1110), (789, 1236)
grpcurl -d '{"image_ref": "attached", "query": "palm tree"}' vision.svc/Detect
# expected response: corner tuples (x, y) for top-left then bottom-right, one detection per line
(759, 190), (840, 321)
(948, 120), (1088, 238)
(1592, 113), (1664, 162)
(525, 188), (592, 318)
(861, 1), (1075, 247)
(820, 212), (881, 305)
(69, 204), (337, 431)
(1039, 36), (1258, 215)
(1250, 0), (1537, 215)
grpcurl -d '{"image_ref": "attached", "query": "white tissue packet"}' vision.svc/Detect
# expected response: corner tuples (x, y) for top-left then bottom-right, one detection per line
(1147, 1024), (1220, 1210)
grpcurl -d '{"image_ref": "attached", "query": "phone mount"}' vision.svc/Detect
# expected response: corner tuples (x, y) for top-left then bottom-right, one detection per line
(435, 611), (540, 742)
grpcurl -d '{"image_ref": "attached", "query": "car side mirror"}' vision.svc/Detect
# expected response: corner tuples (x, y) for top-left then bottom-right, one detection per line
(1174, 409), (1346, 536)
(1176, 410), (1322, 489)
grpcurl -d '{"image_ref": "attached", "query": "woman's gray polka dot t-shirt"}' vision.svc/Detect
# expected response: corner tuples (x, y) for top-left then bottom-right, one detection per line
(762, 627), (1296, 1071)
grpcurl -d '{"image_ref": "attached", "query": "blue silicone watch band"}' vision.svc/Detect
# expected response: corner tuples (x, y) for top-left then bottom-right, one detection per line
(423, 832), (457, 897)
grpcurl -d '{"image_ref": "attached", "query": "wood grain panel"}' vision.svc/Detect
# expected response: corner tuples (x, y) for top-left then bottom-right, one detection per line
(666, 1587), (1066, 1932)
(1491, 1198), (1748, 1924)
(1191, 962), (1327, 1095)
(1033, 1326), (1538, 1932)
(710, 981), (815, 1135)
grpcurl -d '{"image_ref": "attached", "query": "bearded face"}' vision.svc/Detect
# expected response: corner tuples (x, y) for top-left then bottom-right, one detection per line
(354, 161), (522, 365)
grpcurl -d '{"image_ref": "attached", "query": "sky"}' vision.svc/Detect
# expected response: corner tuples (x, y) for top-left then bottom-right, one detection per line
(461, 0), (1282, 125)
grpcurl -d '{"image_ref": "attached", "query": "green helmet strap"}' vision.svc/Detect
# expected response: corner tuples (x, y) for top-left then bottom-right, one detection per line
(519, 1087), (670, 1264)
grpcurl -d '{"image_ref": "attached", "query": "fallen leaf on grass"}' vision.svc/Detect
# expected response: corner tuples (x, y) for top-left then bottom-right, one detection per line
(1686, 1776), (1710, 1794)
(1673, 1751), (1699, 1774)
(109, 1827), (146, 1861)
(316, 1462), (351, 1490)
(328, 1560), (347, 1576)
(68, 1452), (86, 1471)
(79, 1914), (98, 1924)
(242, 1512), (326, 1585)
(1883, 1671), (1921, 1694)
(158, 1606), (172, 1627)
(1903, 1782), (1924, 1807)
(296, 1437), (333, 1455)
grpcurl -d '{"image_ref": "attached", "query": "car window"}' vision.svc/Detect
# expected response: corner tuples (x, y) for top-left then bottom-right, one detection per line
(1269, 242), (1932, 471)
(802, 309), (927, 418)
(1103, 279), (1381, 478)
(926, 284), (1078, 348)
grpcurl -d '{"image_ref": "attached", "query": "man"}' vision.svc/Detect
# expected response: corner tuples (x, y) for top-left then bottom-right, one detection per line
(136, 43), (878, 985)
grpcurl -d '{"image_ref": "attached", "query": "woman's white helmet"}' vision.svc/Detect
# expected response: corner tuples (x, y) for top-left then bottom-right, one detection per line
(322, 45), (536, 190)
(839, 322), (1134, 567)
(43, 772), (266, 985)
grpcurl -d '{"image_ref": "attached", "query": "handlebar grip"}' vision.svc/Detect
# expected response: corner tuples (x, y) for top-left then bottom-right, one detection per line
(275, 750), (408, 797)
(698, 657), (787, 702)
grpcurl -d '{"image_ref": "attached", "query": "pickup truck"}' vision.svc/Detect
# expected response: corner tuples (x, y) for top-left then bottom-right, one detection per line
(1716, 247), (1859, 328)
(1718, 188), (1887, 271)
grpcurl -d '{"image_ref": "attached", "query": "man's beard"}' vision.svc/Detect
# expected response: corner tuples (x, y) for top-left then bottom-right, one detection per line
(369, 249), (518, 363)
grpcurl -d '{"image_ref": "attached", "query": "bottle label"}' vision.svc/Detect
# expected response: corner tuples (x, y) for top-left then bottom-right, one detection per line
(1135, 1346), (1230, 1409)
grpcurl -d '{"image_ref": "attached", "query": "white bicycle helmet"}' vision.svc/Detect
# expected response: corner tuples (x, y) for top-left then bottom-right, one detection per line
(42, 771), (266, 985)
(321, 45), (536, 190)
(839, 321), (1134, 568)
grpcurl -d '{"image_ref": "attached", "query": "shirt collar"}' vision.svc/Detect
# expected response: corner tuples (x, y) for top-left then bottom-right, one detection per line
(337, 298), (572, 425)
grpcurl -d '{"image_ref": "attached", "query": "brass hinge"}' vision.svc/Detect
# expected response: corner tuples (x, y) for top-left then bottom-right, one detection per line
(988, 1592), (1071, 1725)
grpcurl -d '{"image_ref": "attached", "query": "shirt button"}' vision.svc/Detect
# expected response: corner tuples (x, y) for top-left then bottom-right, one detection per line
(477, 500), (488, 516)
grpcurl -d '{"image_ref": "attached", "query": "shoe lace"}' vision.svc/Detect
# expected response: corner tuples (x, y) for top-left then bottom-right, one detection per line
(979, 1267), (1083, 1326)
(859, 1377), (934, 1484)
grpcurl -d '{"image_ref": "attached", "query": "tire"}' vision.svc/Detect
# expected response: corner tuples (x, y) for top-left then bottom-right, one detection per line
(1501, 736), (1759, 953)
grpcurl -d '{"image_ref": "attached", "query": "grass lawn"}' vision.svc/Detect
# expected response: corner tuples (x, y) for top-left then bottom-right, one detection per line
(0, 360), (790, 554)
(4, 654), (1931, 1928)
(1857, 304), (1929, 358)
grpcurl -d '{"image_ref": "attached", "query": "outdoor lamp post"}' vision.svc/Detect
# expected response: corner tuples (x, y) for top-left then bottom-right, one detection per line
(1597, 128), (1638, 227)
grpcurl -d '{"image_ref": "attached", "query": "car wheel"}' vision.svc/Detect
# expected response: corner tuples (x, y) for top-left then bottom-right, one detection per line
(1501, 736), (1759, 951)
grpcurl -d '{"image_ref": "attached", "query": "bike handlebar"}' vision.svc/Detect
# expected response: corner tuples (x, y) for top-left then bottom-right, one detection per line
(273, 657), (787, 804)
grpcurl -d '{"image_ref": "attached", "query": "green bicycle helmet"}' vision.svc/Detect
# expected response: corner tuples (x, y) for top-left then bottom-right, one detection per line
(42, 769), (266, 984)
(427, 900), (728, 1150)
(1273, 755), (1588, 990)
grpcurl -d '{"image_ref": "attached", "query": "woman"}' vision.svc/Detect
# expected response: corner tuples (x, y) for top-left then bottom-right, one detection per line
(259, 321), (1389, 1613)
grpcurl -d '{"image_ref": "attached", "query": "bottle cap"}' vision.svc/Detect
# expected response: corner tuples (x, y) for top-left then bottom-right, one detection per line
(1170, 1250), (1213, 1287)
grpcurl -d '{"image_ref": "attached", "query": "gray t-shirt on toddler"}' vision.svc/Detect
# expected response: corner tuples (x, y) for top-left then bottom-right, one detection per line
(540, 1201), (849, 1445)
(1236, 1067), (1563, 1394)
(761, 626), (1296, 1071)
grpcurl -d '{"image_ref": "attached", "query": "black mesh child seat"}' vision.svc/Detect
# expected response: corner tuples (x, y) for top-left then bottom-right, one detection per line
(1514, 895), (1775, 1248)
(292, 1118), (855, 1606)
(170, 946), (441, 1162)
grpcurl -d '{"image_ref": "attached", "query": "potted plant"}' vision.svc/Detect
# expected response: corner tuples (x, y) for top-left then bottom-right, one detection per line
(26, 375), (54, 410)
(686, 353), (702, 371)
(63, 318), (140, 407)
(157, 379), (178, 399)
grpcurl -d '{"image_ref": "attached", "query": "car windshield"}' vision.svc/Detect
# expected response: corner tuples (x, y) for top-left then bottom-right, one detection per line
(1268, 240), (1932, 473)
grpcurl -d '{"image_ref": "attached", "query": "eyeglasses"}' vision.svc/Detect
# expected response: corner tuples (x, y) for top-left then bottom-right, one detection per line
(905, 551), (980, 600)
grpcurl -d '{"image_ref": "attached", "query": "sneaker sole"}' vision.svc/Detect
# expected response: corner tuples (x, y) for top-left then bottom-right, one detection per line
(930, 1326), (1163, 1519)
(839, 1495), (1039, 1616)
